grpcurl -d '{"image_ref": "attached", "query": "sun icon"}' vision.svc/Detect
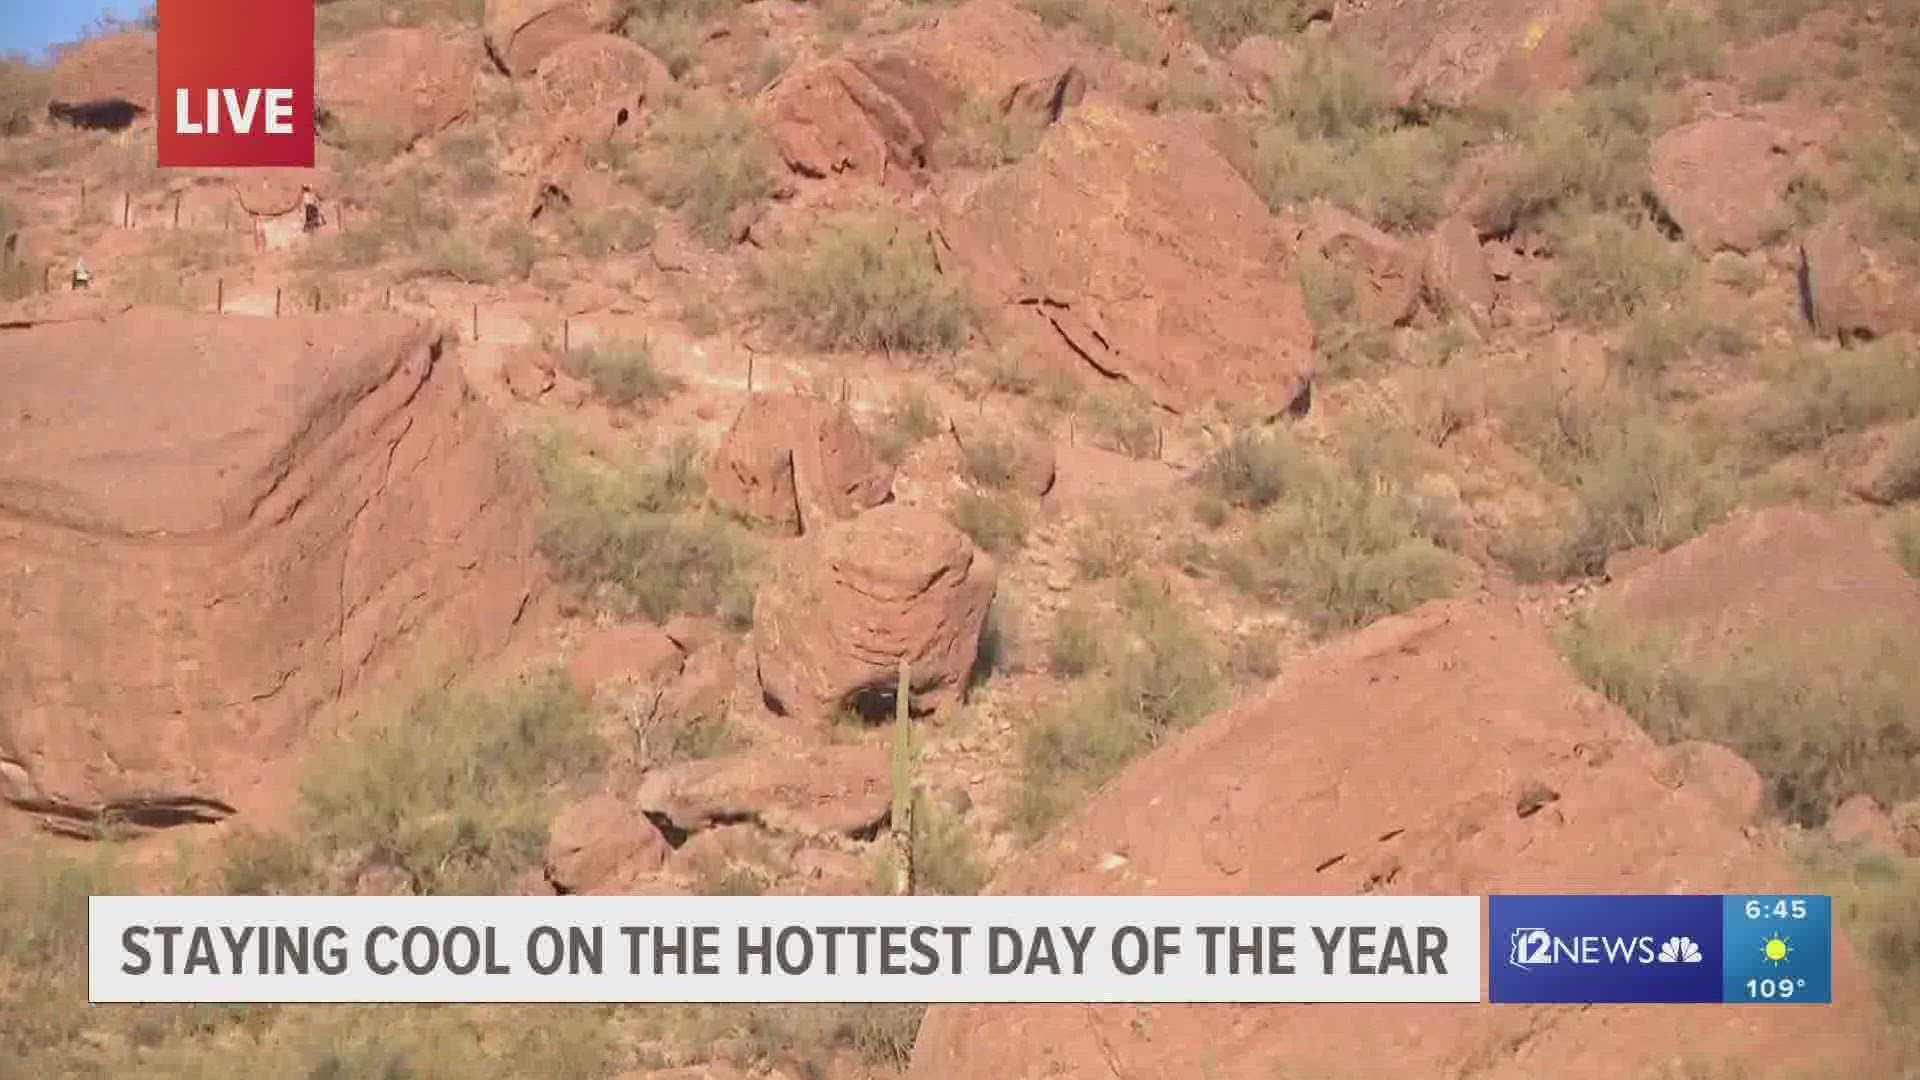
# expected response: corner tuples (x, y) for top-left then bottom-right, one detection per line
(1763, 935), (1792, 965)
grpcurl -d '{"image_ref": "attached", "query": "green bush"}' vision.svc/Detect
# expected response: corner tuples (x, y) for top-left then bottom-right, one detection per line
(1177, 0), (1298, 53)
(1752, 339), (1920, 452)
(1213, 429), (1463, 630)
(1478, 87), (1653, 232)
(1576, 0), (1718, 91)
(759, 213), (974, 353)
(1546, 212), (1692, 327)
(622, 0), (747, 76)
(1080, 388), (1158, 457)
(911, 799), (987, 896)
(1797, 841), (1920, 1065)
(960, 433), (1023, 488)
(1016, 578), (1222, 837)
(951, 488), (1030, 554)
(301, 671), (600, 895)
(1895, 509), (1920, 578)
(1069, 512), (1140, 579)
(874, 389), (944, 464)
(1048, 603), (1104, 677)
(562, 337), (683, 408)
(1200, 425), (1316, 510)
(636, 95), (776, 245)
(1024, 0), (1157, 60)
(527, 431), (758, 624)
(1564, 614), (1920, 826)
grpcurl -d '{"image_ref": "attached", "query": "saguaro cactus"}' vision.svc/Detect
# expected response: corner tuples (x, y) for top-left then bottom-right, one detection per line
(891, 658), (916, 896)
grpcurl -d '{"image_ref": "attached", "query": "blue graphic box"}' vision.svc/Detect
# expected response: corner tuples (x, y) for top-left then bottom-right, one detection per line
(1489, 894), (1832, 1004)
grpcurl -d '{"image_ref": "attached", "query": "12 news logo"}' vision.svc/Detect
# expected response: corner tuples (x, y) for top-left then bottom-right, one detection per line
(1508, 928), (1705, 970)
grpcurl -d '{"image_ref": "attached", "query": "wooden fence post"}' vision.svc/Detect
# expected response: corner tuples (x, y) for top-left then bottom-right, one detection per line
(216, 278), (224, 313)
(172, 193), (181, 228)
(274, 287), (281, 318)
(122, 191), (130, 228)
(471, 303), (478, 342)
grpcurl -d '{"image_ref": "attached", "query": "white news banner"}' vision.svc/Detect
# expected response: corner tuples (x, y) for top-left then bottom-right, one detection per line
(89, 895), (1482, 1004)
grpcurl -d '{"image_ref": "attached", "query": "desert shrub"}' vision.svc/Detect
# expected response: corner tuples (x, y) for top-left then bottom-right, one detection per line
(1608, 304), (1750, 380)
(1243, 66), (1452, 232)
(1228, 623), (1286, 684)
(1563, 614), (1920, 826)
(1201, 425), (1316, 510)
(0, 56), (50, 137)
(960, 433), (1022, 487)
(1866, 423), (1920, 503)
(560, 205), (656, 257)
(1496, 371), (1728, 574)
(1898, 509), (1920, 578)
(1797, 841), (1920, 1064)
(636, 94), (775, 245)
(951, 488), (1030, 553)
(527, 431), (758, 623)
(1577, 0), (1718, 90)
(1295, 253), (1396, 377)
(1478, 87), (1653, 232)
(1080, 387), (1158, 457)
(911, 799), (987, 896)
(1212, 429), (1463, 630)
(300, 671), (599, 895)
(1559, 416), (1730, 574)
(1546, 211), (1691, 327)
(759, 213), (973, 352)
(1751, 338), (1920, 452)
(1024, 0), (1158, 60)
(1716, 0), (1820, 42)
(622, 0), (746, 76)
(1845, 135), (1920, 250)
(1016, 577), (1223, 837)
(935, 94), (1045, 168)
(563, 337), (683, 408)
(0, 840), (613, 1076)
(1048, 603), (1104, 677)
(1177, 0), (1296, 53)
(0, 203), (34, 299)
(874, 389), (944, 464)
(1070, 512), (1140, 579)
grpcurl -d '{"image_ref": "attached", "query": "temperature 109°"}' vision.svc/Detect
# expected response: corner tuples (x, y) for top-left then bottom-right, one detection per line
(1745, 977), (1807, 1000)
(1744, 898), (1809, 919)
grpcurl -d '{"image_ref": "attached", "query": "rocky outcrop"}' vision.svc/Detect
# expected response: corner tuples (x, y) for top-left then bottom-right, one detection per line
(532, 33), (673, 142)
(706, 394), (894, 537)
(1803, 216), (1920, 342)
(637, 744), (893, 839)
(754, 504), (995, 721)
(1600, 508), (1920, 651)
(943, 96), (1316, 416)
(1650, 117), (1797, 255)
(316, 28), (484, 149)
(485, 0), (627, 76)
(1330, 0), (1591, 109)
(1297, 201), (1423, 328)
(545, 792), (671, 893)
(1424, 215), (1497, 327)
(909, 598), (1887, 1079)
(758, 0), (1085, 183)
(48, 30), (156, 112)
(0, 307), (543, 829)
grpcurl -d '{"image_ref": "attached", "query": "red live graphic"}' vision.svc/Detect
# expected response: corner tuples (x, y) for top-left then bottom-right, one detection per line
(157, 0), (314, 167)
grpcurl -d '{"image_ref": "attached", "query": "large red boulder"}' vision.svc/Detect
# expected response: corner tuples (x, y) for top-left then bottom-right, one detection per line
(754, 504), (995, 722)
(942, 97), (1316, 416)
(909, 598), (1888, 1079)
